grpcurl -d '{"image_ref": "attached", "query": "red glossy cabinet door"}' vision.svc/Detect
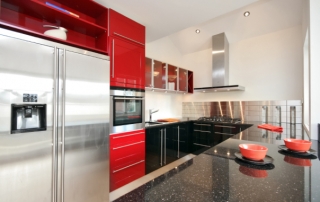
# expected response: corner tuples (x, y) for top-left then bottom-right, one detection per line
(110, 129), (145, 191)
(109, 37), (145, 89)
(109, 9), (145, 44)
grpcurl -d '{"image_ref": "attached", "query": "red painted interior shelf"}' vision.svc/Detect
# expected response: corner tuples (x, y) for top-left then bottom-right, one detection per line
(0, 0), (108, 54)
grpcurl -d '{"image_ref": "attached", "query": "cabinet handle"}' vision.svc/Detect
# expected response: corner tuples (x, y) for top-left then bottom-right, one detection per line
(160, 129), (163, 166)
(215, 132), (234, 136)
(114, 32), (145, 46)
(112, 132), (144, 139)
(194, 123), (211, 126)
(112, 141), (144, 150)
(112, 160), (145, 173)
(214, 125), (236, 128)
(177, 126), (180, 158)
(194, 129), (211, 133)
(112, 39), (115, 78)
(164, 128), (166, 164)
(193, 143), (211, 148)
(114, 97), (144, 100)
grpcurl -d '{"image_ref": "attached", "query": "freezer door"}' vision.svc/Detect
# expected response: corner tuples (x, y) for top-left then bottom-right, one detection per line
(0, 34), (54, 202)
(60, 50), (110, 202)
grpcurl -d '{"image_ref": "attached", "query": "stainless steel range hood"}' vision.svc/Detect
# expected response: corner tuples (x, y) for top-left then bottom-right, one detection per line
(194, 33), (245, 92)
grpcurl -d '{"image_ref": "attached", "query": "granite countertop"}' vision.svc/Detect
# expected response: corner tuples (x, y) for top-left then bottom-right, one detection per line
(117, 124), (320, 202)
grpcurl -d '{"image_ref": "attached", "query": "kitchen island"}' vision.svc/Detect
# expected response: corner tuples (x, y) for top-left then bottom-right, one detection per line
(113, 123), (320, 202)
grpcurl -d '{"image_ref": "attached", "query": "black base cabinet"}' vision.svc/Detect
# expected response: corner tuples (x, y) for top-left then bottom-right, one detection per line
(146, 123), (191, 174)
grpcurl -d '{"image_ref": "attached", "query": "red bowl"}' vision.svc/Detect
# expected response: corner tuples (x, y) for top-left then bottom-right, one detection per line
(239, 144), (268, 161)
(284, 139), (312, 152)
(239, 166), (268, 178)
(284, 156), (311, 167)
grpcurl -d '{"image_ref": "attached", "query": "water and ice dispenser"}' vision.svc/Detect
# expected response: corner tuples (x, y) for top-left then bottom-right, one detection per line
(11, 104), (46, 134)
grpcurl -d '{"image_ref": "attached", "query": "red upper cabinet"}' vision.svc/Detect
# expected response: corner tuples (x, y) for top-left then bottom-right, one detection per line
(0, 0), (109, 54)
(109, 9), (145, 45)
(109, 37), (145, 88)
(108, 9), (146, 89)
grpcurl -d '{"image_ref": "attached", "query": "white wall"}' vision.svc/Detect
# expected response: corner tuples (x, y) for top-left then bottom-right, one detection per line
(145, 37), (184, 120)
(183, 25), (303, 102)
(309, 0), (320, 140)
(146, 25), (303, 119)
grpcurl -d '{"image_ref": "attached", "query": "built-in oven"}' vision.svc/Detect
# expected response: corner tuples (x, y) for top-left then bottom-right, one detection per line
(110, 88), (145, 133)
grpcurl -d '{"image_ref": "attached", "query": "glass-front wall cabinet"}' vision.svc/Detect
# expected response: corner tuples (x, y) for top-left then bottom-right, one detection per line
(178, 68), (188, 92)
(167, 64), (178, 91)
(154, 60), (166, 89)
(145, 57), (193, 93)
(145, 57), (152, 88)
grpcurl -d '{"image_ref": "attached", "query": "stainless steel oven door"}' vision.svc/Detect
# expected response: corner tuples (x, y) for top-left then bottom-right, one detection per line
(110, 95), (145, 133)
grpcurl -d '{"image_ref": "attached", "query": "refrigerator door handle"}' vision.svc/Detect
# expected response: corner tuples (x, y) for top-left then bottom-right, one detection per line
(160, 129), (163, 166)
(60, 48), (67, 202)
(52, 47), (58, 202)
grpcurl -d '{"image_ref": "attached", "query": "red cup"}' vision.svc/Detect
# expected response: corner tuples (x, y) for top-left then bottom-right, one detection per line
(284, 139), (312, 152)
(239, 144), (268, 161)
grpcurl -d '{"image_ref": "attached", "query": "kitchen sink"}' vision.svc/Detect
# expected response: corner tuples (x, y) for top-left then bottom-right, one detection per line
(145, 121), (166, 126)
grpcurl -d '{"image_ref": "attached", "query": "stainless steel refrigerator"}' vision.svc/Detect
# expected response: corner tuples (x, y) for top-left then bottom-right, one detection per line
(0, 28), (110, 202)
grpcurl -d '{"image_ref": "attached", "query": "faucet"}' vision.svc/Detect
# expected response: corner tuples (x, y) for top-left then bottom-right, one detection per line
(149, 109), (159, 122)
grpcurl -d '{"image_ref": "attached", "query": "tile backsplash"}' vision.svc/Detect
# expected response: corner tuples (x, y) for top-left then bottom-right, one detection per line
(182, 100), (302, 124)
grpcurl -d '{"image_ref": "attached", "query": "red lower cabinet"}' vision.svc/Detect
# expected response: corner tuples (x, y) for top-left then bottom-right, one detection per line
(110, 129), (145, 191)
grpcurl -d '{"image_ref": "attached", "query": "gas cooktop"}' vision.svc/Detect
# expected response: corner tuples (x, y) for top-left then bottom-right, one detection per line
(197, 116), (242, 124)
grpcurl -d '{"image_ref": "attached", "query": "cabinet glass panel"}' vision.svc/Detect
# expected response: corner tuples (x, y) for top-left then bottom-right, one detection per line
(153, 60), (166, 89)
(178, 68), (188, 92)
(145, 57), (152, 87)
(167, 64), (178, 91)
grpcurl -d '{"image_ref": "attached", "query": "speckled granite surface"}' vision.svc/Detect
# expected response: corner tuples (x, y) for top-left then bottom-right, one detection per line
(114, 126), (320, 202)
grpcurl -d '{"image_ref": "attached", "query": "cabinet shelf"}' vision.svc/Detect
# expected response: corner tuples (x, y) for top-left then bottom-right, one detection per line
(0, 0), (108, 54)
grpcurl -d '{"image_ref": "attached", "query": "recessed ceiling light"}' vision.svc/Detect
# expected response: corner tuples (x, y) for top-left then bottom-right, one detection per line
(203, 91), (206, 93)
(195, 29), (200, 34)
(244, 11), (250, 17)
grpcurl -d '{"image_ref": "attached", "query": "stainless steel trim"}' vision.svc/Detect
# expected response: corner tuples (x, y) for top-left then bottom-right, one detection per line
(160, 129), (163, 166)
(112, 39), (115, 78)
(193, 143), (211, 148)
(110, 90), (145, 97)
(194, 129), (211, 133)
(61, 49), (66, 202)
(112, 132), (144, 139)
(194, 123), (211, 126)
(114, 32), (145, 46)
(215, 132), (234, 136)
(112, 160), (145, 173)
(52, 47), (58, 202)
(214, 125), (236, 128)
(112, 141), (145, 150)
(164, 128), (166, 164)
(0, 28), (109, 60)
(177, 126), (180, 158)
(113, 97), (144, 100)
(111, 123), (145, 134)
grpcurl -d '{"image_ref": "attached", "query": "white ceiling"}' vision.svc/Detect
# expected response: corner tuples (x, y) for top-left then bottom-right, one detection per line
(94, 0), (259, 42)
(95, 0), (303, 54)
(168, 0), (303, 54)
